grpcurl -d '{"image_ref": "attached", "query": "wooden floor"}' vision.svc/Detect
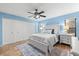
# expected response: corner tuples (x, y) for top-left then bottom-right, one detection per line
(54, 43), (71, 52)
(0, 40), (28, 56)
(0, 40), (71, 56)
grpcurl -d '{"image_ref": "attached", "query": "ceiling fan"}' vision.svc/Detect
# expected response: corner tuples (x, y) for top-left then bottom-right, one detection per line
(27, 9), (46, 19)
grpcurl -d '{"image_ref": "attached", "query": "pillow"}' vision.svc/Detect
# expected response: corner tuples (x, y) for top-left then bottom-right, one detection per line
(45, 30), (52, 34)
(51, 29), (54, 34)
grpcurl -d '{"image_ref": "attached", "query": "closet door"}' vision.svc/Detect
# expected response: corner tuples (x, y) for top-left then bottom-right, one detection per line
(3, 18), (15, 45)
(14, 20), (35, 42)
(14, 20), (25, 42)
(24, 22), (35, 38)
(3, 17), (35, 45)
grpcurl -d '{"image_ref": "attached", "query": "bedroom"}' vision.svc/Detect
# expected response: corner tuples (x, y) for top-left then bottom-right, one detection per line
(0, 3), (79, 56)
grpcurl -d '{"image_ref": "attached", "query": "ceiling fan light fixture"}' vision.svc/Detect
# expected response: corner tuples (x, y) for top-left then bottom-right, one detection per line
(27, 9), (46, 19)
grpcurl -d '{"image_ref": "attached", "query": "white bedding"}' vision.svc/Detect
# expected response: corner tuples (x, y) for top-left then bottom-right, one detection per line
(29, 33), (58, 55)
(30, 33), (58, 44)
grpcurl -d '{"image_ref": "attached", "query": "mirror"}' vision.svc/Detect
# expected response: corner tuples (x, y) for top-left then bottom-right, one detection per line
(64, 17), (76, 36)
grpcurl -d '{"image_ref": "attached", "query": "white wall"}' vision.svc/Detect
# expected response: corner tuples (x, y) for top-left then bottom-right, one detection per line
(45, 24), (61, 34)
(3, 18), (35, 45)
(0, 3), (79, 20)
(38, 3), (79, 20)
(0, 3), (43, 18)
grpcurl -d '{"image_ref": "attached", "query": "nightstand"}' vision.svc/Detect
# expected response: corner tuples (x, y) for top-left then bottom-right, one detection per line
(59, 34), (74, 45)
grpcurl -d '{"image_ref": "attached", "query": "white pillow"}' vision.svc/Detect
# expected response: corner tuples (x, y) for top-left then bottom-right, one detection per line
(45, 30), (52, 34)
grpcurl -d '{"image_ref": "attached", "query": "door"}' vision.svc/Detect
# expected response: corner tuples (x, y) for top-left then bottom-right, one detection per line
(3, 18), (15, 45)
(14, 20), (35, 42)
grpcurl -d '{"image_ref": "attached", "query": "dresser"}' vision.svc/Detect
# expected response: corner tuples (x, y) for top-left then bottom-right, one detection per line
(59, 34), (74, 45)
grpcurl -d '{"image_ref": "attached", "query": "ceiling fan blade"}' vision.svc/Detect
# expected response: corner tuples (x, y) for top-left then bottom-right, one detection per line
(39, 11), (44, 14)
(40, 15), (46, 17)
(27, 12), (34, 14)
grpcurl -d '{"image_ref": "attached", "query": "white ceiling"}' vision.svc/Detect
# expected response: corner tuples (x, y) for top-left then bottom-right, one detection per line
(0, 3), (79, 20)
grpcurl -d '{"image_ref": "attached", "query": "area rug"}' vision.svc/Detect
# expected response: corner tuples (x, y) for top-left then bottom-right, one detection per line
(16, 43), (45, 56)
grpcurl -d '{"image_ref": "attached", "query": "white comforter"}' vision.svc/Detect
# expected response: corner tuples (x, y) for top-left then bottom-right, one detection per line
(30, 33), (58, 45)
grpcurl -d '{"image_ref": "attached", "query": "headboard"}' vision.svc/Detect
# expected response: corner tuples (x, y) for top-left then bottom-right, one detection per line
(44, 24), (61, 34)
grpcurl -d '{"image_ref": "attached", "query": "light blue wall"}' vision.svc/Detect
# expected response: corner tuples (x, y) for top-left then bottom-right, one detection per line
(0, 12), (34, 23)
(34, 19), (41, 33)
(76, 18), (79, 38)
(0, 15), (2, 46)
(34, 21), (39, 33)
(37, 12), (79, 38)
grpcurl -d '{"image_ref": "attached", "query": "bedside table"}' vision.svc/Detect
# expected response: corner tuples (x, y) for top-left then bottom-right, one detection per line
(59, 34), (74, 45)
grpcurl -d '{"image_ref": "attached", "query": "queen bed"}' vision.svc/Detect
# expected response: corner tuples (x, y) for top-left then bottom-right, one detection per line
(28, 33), (58, 55)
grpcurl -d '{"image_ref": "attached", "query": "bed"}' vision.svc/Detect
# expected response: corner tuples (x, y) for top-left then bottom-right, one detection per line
(28, 33), (58, 55)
